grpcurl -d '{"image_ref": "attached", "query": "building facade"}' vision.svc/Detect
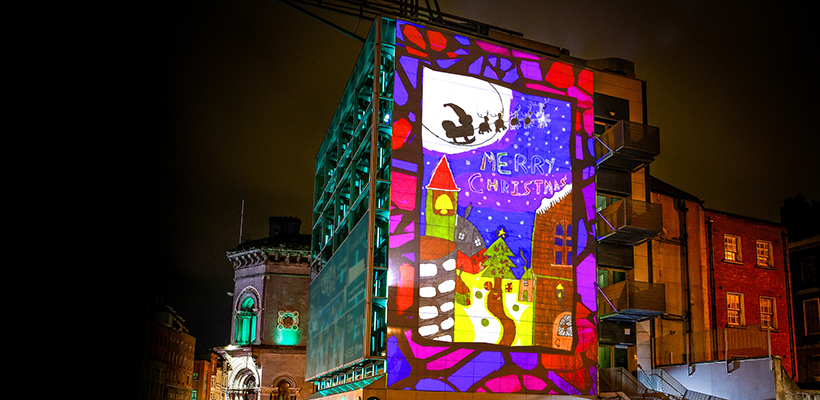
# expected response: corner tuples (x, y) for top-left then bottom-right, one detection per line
(782, 195), (820, 384)
(139, 299), (197, 400)
(306, 13), (666, 399)
(193, 351), (229, 400)
(704, 209), (794, 374)
(300, 8), (802, 400)
(218, 216), (313, 400)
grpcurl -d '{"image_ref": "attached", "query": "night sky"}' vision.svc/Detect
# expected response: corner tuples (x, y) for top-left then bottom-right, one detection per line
(148, 0), (819, 353)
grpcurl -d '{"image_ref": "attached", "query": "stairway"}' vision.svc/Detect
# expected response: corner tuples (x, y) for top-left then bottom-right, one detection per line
(637, 368), (727, 400)
(599, 367), (727, 400)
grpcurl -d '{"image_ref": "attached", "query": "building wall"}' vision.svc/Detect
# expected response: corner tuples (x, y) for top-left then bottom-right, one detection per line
(223, 218), (313, 399)
(258, 351), (312, 399)
(781, 195), (820, 383)
(791, 238), (820, 382)
(142, 311), (196, 400)
(263, 263), (311, 347)
(706, 209), (794, 377)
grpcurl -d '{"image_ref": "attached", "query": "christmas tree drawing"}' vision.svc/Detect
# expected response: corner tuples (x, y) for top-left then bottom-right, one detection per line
(481, 227), (518, 280)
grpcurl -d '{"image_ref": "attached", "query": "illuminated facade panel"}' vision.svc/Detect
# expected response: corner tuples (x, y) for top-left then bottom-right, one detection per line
(309, 16), (599, 396)
(386, 19), (598, 395)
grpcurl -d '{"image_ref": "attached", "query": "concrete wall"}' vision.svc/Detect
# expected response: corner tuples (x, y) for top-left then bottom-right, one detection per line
(662, 358), (776, 400)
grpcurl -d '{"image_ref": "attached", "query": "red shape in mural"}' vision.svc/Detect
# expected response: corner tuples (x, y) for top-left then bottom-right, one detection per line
(397, 262), (415, 315)
(545, 62), (575, 89)
(428, 30), (447, 51)
(392, 118), (413, 150)
(403, 24), (427, 50)
(577, 69), (593, 94)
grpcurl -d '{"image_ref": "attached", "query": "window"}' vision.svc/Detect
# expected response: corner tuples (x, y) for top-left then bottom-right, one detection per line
(760, 297), (776, 330)
(724, 234), (741, 262)
(810, 355), (820, 382)
(193, 372), (199, 381)
(277, 380), (292, 400)
(597, 268), (626, 288)
(805, 298), (820, 336)
(727, 292), (744, 326)
(803, 256), (818, 284)
(554, 221), (572, 265)
(756, 240), (773, 267)
(235, 295), (258, 345)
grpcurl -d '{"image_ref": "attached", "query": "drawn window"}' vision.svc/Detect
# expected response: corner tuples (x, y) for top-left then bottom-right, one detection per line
(554, 221), (572, 265)
(724, 234), (741, 262)
(760, 296), (776, 330)
(756, 240), (773, 267)
(727, 292), (744, 326)
(805, 298), (820, 336)
(557, 314), (573, 337)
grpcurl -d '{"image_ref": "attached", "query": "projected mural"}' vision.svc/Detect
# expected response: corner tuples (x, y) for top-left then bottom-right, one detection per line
(387, 20), (599, 395)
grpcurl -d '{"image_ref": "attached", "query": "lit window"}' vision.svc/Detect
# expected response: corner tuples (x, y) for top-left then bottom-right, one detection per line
(724, 234), (741, 262)
(235, 295), (258, 345)
(756, 240), (773, 267)
(727, 292), (744, 326)
(760, 297), (776, 330)
(805, 298), (820, 336)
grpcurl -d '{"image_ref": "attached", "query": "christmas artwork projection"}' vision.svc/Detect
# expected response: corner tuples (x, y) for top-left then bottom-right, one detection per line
(387, 19), (599, 395)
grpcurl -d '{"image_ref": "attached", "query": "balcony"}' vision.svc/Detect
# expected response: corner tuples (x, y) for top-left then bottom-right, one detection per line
(597, 198), (662, 245)
(596, 120), (660, 172)
(599, 319), (636, 346)
(597, 242), (634, 269)
(596, 167), (632, 197)
(598, 280), (666, 322)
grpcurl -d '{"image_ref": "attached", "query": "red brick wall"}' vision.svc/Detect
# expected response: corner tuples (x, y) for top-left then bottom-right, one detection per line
(706, 210), (794, 376)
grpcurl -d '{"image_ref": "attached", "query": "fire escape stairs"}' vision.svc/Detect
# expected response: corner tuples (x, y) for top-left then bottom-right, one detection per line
(599, 367), (727, 400)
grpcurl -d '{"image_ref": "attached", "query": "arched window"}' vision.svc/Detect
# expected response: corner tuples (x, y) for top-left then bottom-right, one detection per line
(235, 295), (257, 345)
(277, 380), (291, 400)
(552, 312), (573, 350)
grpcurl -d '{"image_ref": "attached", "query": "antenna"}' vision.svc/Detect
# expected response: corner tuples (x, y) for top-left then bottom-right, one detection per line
(239, 199), (245, 244)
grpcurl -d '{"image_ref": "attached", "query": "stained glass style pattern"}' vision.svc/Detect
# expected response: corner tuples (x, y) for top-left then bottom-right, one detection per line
(387, 19), (598, 395)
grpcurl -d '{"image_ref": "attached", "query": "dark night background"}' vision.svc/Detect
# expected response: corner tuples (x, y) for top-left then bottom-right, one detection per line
(146, 0), (819, 353)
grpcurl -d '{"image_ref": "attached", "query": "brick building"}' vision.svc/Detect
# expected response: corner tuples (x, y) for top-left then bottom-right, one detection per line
(531, 186), (574, 349)
(139, 299), (196, 400)
(193, 351), (228, 400)
(705, 209), (795, 375)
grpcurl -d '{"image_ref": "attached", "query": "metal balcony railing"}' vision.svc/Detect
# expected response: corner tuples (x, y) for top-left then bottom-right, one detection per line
(596, 120), (660, 172)
(598, 280), (666, 322)
(599, 367), (671, 399)
(638, 367), (728, 400)
(597, 198), (663, 245)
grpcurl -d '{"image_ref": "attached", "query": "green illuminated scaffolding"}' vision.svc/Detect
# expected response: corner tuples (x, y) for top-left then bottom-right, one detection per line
(310, 17), (395, 385)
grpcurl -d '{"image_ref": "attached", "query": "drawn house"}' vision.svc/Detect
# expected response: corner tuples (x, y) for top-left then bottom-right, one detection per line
(530, 184), (575, 350)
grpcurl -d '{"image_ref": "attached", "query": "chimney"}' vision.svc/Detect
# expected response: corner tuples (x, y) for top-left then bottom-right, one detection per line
(269, 216), (302, 237)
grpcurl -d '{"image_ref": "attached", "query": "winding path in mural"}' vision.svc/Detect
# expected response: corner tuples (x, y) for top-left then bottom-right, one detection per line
(486, 277), (516, 346)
